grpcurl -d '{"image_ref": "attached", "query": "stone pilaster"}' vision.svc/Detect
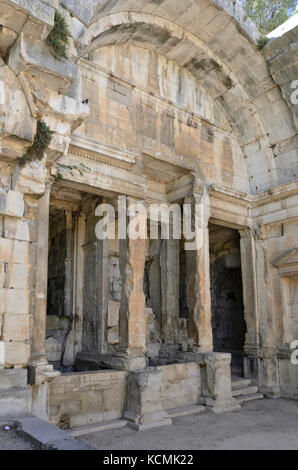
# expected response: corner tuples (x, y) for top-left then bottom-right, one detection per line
(160, 238), (180, 350)
(64, 210), (73, 320)
(243, 225), (281, 397)
(239, 228), (260, 382)
(63, 212), (86, 366)
(96, 236), (109, 355)
(31, 182), (52, 365)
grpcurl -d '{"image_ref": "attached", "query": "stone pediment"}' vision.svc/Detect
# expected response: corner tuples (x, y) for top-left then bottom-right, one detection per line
(273, 248), (298, 277)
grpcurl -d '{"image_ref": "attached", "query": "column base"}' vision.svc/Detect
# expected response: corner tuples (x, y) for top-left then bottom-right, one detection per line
(205, 397), (240, 413)
(259, 386), (281, 399)
(124, 410), (172, 431)
(243, 355), (259, 384)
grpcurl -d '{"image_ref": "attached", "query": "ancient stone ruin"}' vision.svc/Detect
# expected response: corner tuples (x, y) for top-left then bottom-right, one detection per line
(0, 0), (297, 431)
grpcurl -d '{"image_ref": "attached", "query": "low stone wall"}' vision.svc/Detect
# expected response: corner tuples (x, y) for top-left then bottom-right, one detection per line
(279, 359), (298, 400)
(49, 370), (127, 428)
(158, 363), (201, 410)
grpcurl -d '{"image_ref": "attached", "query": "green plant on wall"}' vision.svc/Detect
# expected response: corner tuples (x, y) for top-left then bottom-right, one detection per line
(46, 11), (72, 60)
(239, 0), (297, 35)
(55, 162), (92, 182)
(256, 34), (270, 49)
(18, 120), (54, 166)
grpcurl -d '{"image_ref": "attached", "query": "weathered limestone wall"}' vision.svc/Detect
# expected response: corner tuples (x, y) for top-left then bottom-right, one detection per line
(77, 47), (250, 194)
(158, 363), (201, 410)
(264, 26), (298, 187)
(49, 369), (127, 428)
(0, 181), (36, 368)
(78, 0), (297, 194)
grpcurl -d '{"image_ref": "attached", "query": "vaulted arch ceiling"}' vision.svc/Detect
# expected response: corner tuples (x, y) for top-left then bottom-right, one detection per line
(77, 0), (297, 194)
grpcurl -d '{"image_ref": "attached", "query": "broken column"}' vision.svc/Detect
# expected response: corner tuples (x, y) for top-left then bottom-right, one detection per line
(202, 352), (240, 413)
(124, 367), (172, 430)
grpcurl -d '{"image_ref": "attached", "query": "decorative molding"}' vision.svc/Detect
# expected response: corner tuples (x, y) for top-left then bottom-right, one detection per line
(252, 181), (298, 208)
(273, 248), (298, 277)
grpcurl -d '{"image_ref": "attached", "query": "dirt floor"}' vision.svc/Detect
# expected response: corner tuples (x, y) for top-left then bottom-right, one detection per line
(80, 399), (298, 451)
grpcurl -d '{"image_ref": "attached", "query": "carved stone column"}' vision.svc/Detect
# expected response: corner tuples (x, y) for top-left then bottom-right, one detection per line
(185, 188), (213, 352)
(95, 198), (147, 371)
(201, 353), (240, 413)
(116, 198), (147, 370)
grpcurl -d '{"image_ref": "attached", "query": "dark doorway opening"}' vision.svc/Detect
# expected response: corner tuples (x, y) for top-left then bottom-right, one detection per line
(209, 223), (247, 376)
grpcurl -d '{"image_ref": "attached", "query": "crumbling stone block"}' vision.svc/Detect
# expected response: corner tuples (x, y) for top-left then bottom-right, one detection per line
(124, 368), (172, 431)
(0, 190), (24, 218)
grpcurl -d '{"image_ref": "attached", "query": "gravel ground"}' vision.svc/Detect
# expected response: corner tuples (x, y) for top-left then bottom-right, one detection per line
(80, 398), (298, 451)
(0, 425), (39, 450)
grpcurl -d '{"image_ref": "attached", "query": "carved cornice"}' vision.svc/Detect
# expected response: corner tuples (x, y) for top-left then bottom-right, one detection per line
(252, 181), (298, 208)
(273, 248), (298, 277)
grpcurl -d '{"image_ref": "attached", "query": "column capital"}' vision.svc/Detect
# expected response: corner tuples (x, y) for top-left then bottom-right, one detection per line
(239, 225), (269, 241)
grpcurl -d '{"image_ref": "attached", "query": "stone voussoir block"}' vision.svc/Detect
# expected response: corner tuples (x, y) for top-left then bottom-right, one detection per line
(3, 217), (37, 242)
(0, 190), (24, 218)
(8, 33), (78, 92)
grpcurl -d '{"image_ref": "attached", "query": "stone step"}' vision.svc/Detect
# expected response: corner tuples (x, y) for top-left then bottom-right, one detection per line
(167, 405), (205, 418)
(232, 385), (259, 397)
(15, 416), (95, 450)
(235, 393), (264, 404)
(232, 378), (252, 389)
(0, 388), (31, 417)
(68, 419), (128, 437)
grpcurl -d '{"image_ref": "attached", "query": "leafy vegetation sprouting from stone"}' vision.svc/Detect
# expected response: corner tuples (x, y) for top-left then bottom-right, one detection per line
(256, 35), (270, 50)
(240, 0), (297, 35)
(55, 162), (92, 182)
(18, 120), (54, 166)
(46, 11), (72, 60)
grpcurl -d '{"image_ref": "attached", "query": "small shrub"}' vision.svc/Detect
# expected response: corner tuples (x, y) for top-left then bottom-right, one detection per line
(256, 35), (269, 50)
(46, 11), (72, 61)
(19, 120), (54, 166)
